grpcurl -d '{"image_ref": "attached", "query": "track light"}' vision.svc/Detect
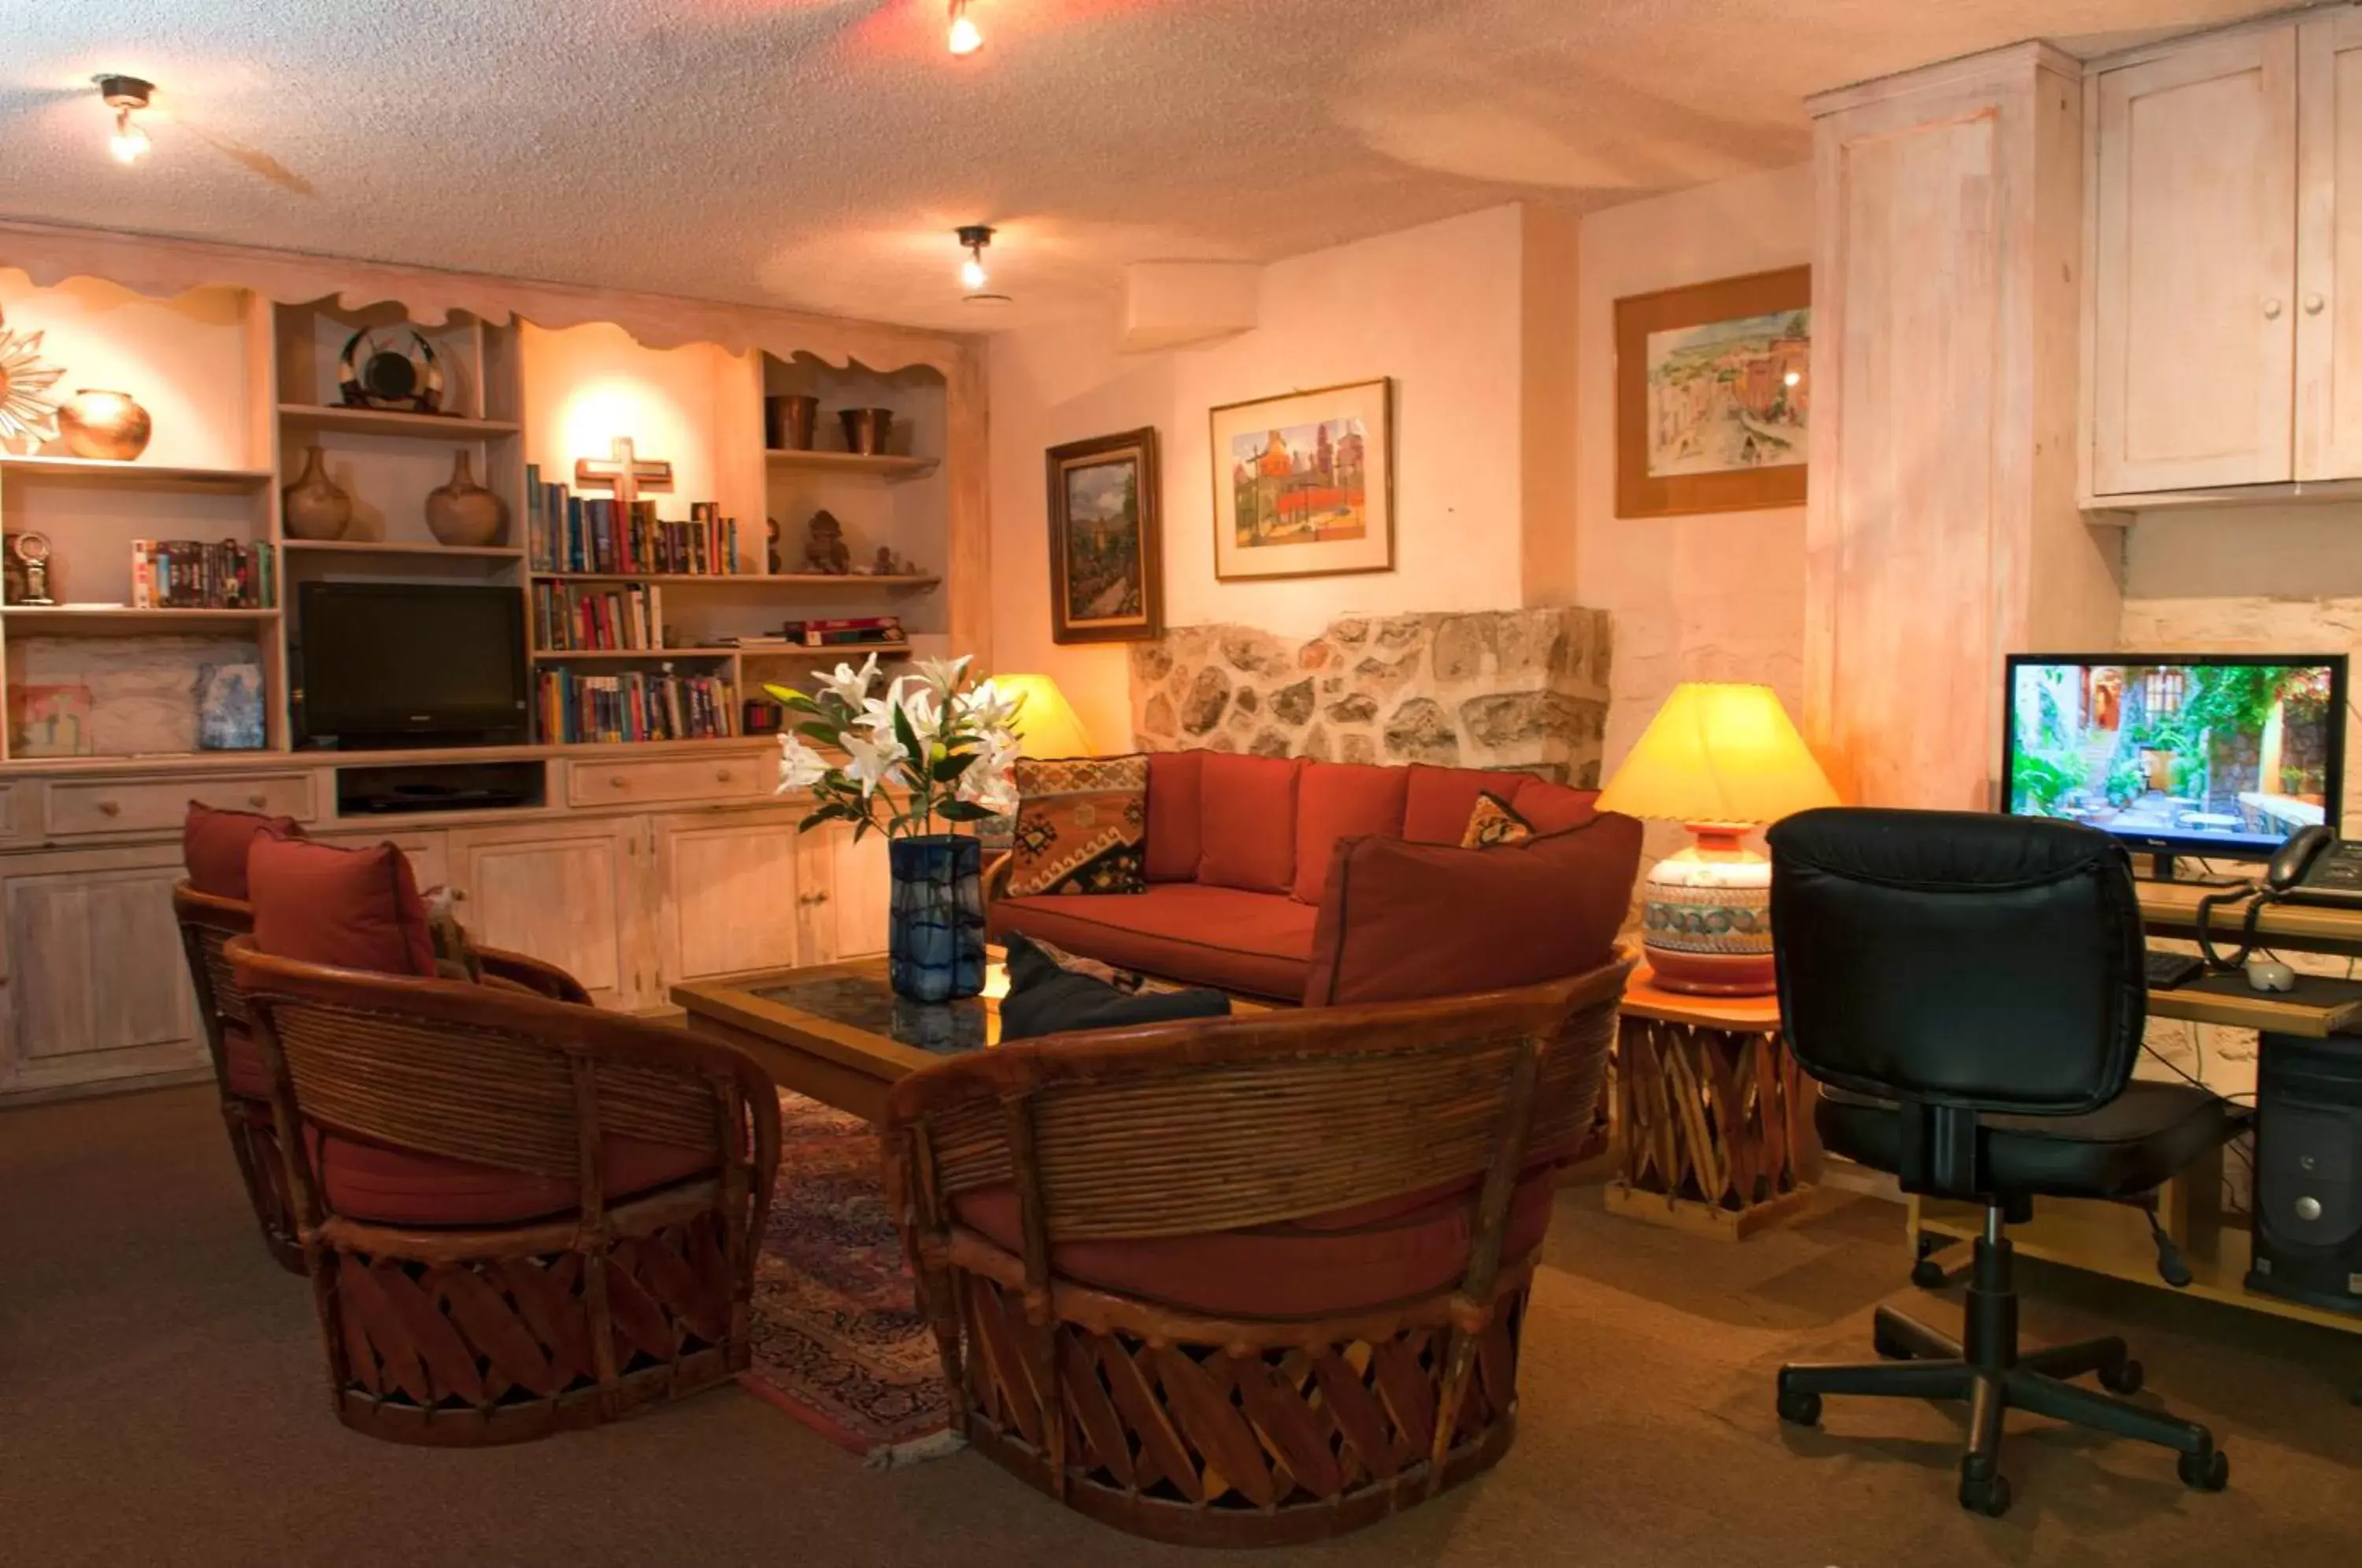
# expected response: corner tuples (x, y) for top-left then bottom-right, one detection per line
(957, 225), (994, 292)
(94, 75), (153, 165)
(948, 0), (983, 56)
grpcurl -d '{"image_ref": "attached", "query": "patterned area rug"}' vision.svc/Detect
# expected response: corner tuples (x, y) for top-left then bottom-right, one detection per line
(738, 1093), (960, 1465)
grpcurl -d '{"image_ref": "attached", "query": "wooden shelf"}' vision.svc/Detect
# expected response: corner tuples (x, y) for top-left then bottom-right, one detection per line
(0, 457), (274, 493)
(531, 572), (761, 586)
(278, 405), (520, 439)
(768, 573), (941, 589)
(284, 538), (524, 559)
(2, 606), (280, 636)
(764, 449), (938, 481)
(534, 647), (739, 660)
(737, 642), (913, 659)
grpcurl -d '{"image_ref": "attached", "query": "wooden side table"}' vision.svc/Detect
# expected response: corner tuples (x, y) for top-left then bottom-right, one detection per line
(1605, 965), (1821, 1241)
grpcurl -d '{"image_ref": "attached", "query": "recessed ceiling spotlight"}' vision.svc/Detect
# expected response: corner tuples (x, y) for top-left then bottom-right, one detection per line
(94, 74), (154, 165)
(947, 0), (983, 57)
(957, 224), (997, 293)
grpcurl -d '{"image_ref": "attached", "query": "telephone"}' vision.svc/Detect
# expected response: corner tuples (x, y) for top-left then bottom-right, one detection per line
(2266, 823), (2362, 907)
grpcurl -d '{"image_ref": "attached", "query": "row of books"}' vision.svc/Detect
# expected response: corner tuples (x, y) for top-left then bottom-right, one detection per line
(524, 464), (742, 576)
(535, 668), (739, 745)
(131, 538), (275, 609)
(533, 581), (663, 652)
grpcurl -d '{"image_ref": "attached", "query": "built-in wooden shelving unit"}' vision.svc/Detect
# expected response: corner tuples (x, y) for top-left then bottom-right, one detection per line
(762, 449), (938, 481)
(277, 404), (523, 439)
(0, 456), (275, 493)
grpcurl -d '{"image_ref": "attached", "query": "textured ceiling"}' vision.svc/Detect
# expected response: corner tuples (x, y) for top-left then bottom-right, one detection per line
(0, 0), (2281, 332)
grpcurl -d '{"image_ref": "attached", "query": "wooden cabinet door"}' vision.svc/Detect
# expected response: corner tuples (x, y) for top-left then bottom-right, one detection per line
(651, 812), (803, 988)
(2090, 26), (2298, 494)
(448, 819), (646, 1009)
(2296, 11), (2362, 478)
(794, 823), (892, 964)
(0, 846), (202, 1096)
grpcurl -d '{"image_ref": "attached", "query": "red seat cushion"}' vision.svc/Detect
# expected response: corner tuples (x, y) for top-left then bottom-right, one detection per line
(1198, 753), (1305, 893)
(184, 802), (305, 900)
(990, 883), (1317, 1000)
(1291, 761), (1409, 904)
(1144, 750), (1205, 882)
(1304, 813), (1643, 1005)
(1512, 775), (1602, 834)
(953, 1167), (1562, 1318)
(305, 1125), (716, 1228)
(220, 1019), (271, 1101)
(247, 837), (438, 978)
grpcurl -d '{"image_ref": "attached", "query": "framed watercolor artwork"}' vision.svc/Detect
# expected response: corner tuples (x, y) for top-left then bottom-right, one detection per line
(1614, 266), (1809, 518)
(1046, 427), (1163, 645)
(1209, 378), (1394, 581)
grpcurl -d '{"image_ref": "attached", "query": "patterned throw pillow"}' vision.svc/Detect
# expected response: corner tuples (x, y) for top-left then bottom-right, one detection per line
(1008, 755), (1150, 897)
(1461, 790), (1536, 849)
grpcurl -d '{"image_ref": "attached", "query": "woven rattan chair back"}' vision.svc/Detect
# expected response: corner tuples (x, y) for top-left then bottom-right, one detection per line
(173, 882), (302, 1272)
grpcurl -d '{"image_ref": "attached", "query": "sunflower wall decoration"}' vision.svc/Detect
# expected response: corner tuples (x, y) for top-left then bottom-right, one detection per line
(0, 309), (67, 453)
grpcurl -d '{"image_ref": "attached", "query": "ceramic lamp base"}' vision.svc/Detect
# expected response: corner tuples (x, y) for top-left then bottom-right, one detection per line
(1639, 823), (1775, 997)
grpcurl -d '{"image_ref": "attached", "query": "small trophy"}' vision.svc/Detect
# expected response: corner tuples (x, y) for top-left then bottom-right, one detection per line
(9, 531), (53, 605)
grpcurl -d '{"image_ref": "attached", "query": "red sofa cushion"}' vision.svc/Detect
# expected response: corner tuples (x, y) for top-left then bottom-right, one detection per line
(1401, 765), (1518, 844)
(184, 801), (305, 900)
(248, 837), (439, 978)
(306, 1125), (715, 1228)
(1304, 813), (1642, 1005)
(953, 1166), (1561, 1318)
(220, 1019), (271, 1101)
(1512, 774), (1602, 834)
(1198, 753), (1304, 893)
(1144, 750), (1205, 882)
(1292, 762), (1409, 904)
(989, 883), (1317, 1001)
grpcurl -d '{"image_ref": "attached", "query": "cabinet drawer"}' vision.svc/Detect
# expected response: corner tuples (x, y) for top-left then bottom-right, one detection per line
(45, 773), (318, 838)
(568, 754), (768, 808)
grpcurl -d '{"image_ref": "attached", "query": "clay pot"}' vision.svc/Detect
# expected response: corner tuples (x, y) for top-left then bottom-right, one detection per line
(57, 389), (151, 461)
(281, 445), (354, 541)
(765, 394), (818, 450)
(424, 449), (508, 548)
(839, 406), (894, 456)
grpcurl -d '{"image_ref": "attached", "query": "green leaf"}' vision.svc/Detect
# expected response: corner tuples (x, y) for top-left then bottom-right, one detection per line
(795, 720), (842, 747)
(937, 800), (996, 823)
(931, 750), (979, 783)
(891, 701), (922, 767)
(762, 683), (810, 707)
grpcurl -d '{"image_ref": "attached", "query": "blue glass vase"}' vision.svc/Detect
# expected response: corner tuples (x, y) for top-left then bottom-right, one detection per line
(887, 833), (987, 1003)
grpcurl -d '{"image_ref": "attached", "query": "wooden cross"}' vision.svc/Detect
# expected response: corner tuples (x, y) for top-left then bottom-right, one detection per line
(573, 436), (674, 509)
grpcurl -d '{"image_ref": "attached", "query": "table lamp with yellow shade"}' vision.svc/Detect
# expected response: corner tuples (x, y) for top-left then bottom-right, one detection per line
(991, 672), (1095, 759)
(1595, 682), (1838, 996)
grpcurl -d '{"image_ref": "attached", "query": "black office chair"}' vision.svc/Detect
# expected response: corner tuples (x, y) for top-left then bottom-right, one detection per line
(1767, 808), (2249, 1517)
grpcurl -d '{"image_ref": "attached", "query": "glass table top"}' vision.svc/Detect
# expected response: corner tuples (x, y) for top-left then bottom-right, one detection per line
(750, 961), (1010, 1056)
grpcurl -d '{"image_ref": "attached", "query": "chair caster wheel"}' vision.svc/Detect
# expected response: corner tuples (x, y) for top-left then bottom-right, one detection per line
(2099, 1358), (2144, 1396)
(1911, 1258), (1948, 1289)
(1776, 1386), (1822, 1427)
(1957, 1467), (2012, 1517)
(2178, 1446), (2230, 1491)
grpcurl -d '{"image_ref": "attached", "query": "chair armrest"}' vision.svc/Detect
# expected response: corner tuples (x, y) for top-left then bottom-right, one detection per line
(476, 945), (594, 1007)
(982, 851), (1014, 905)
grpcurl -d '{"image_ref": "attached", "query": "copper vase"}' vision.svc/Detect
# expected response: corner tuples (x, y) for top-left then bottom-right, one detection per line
(424, 450), (508, 547)
(57, 388), (152, 461)
(765, 394), (818, 450)
(281, 445), (353, 540)
(839, 407), (894, 456)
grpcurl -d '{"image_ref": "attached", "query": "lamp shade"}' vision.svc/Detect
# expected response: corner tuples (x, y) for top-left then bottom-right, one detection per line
(994, 672), (1096, 759)
(1596, 682), (1837, 827)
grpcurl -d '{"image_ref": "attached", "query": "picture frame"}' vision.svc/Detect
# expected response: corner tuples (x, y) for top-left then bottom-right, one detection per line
(1046, 427), (1163, 645)
(1209, 377), (1394, 582)
(1614, 266), (1810, 518)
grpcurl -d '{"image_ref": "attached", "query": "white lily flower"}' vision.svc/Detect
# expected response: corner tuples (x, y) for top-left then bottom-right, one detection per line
(841, 730), (909, 797)
(776, 732), (830, 793)
(817, 653), (880, 711)
(913, 654), (973, 696)
(964, 678), (1024, 737)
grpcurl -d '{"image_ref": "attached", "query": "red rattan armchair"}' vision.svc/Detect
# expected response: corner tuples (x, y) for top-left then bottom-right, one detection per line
(228, 935), (779, 1444)
(881, 953), (1631, 1546)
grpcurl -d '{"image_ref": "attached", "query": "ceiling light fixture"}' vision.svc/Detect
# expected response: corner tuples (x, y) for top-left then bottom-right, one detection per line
(94, 74), (154, 165)
(947, 0), (983, 57)
(957, 225), (994, 292)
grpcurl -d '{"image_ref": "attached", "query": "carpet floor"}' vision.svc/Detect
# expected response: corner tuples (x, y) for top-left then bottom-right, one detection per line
(3, 1084), (2356, 1567)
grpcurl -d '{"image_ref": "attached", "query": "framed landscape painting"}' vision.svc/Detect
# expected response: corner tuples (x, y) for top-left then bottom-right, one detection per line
(1615, 266), (1810, 518)
(1210, 378), (1393, 581)
(1046, 427), (1162, 645)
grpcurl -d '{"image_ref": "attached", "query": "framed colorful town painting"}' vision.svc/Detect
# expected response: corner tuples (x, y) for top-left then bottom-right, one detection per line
(1046, 426), (1163, 644)
(1614, 267), (1809, 518)
(1210, 378), (1394, 581)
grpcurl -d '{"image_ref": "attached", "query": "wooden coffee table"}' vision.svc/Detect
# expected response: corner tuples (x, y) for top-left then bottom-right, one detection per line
(673, 951), (1269, 1123)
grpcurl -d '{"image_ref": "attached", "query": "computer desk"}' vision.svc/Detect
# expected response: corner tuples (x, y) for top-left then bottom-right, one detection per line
(1905, 881), (2362, 1351)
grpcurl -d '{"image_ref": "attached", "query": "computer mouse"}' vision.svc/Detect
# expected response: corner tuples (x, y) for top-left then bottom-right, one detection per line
(2245, 959), (2297, 994)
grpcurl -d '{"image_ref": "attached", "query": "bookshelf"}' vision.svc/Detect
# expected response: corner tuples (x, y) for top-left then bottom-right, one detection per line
(0, 261), (966, 763)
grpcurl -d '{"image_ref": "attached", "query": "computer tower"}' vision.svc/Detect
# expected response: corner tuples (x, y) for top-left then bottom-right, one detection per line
(2245, 1034), (2362, 1315)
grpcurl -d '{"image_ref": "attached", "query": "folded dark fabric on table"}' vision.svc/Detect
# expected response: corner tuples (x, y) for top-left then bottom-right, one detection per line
(1000, 934), (1232, 1042)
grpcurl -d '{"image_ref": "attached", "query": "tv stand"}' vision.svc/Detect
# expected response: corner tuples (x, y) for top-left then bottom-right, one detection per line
(2134, 852), (2249, 889)
(336, 760), (546, 815)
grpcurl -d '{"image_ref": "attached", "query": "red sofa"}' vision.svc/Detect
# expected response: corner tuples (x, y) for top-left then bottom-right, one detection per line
(987, 751), (1642, 1004)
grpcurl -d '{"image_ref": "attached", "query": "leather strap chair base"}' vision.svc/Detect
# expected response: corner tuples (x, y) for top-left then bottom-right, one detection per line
(1777, 1205), (2229, 1517)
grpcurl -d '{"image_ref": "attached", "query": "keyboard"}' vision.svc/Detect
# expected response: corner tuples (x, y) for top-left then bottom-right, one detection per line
(2144, 949), (2205, 990)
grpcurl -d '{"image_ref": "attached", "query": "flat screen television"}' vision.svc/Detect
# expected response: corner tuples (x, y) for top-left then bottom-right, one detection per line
(2001, 653), (2348, 863)
(296, 582), (528, 748)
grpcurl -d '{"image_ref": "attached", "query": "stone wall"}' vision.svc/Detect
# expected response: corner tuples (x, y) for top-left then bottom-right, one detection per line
(1129, 607), (1612, 784)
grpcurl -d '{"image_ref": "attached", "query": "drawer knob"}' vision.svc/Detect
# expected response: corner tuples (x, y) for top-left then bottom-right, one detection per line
(811, 889), (830, 905)
(2264, 297), (2285, 320)
(98, 801), (121, 817)
(2305, 292), (2327, 316)
(609, 776), (628, 789)
(246, 793), (268, 809)
(716, 767), (734, 782)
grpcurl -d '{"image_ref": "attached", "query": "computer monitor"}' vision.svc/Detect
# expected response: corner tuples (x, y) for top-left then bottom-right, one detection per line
(2001, 653), (2348, 863)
